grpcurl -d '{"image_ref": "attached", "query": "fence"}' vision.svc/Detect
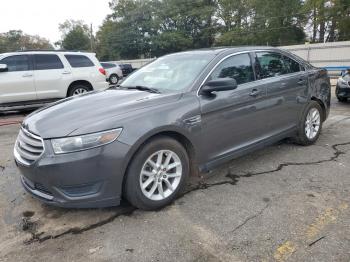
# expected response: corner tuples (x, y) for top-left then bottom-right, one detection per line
(282, 41), (350, 77)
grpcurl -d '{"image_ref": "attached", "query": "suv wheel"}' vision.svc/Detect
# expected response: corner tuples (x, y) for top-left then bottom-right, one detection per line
(294, 101), (323, 146)
(124, 137), (189, 210)
(109, 74), (119, 85)
(68, 84), (90, 97)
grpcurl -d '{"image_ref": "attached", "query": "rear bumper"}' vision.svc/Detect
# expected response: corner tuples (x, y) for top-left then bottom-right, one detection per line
(94, 81), (109, 91)
(15, 140), (131, 208)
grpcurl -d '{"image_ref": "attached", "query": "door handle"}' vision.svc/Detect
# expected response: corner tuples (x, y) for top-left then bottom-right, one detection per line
(249, 89), (261, 97)
(62, 71), (71, 75)
(297, 79), (307, 85)
(22, 73), (33, 78)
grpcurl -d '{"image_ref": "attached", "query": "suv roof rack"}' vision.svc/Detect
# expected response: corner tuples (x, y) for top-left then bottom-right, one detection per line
(16, 49), (93, 53)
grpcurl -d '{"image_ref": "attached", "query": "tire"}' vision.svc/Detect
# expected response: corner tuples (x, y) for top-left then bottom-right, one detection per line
(109, 74), (119, 85)
(124, 137), (189, 210)
(337, 96), (348, 103)
(68, 84), (90, 97)
(294, 101), (323, 146)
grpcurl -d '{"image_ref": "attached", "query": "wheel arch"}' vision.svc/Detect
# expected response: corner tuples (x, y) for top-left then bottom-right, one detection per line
(310, 96), (327, 122)
(121, 128), (199, 194)
(66, 80), (93, 97)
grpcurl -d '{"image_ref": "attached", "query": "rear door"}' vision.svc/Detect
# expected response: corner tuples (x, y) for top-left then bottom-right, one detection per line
(254, 51), (308, 134)
(199, 52), (271, 164)
(33, 54), (71, 99)
(0, 54), (36, 104)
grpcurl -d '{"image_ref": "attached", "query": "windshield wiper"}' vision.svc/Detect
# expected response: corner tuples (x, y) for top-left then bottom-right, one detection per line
(121, 85), (161, 94)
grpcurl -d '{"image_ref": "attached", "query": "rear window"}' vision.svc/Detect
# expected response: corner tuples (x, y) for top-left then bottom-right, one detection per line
(34, 54), (64, 70)
(65, 55), (94, 68)
(101, 62), (116, 69)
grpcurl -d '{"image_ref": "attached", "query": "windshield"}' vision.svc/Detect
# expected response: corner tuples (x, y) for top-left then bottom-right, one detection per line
(120, 52), (215, 92)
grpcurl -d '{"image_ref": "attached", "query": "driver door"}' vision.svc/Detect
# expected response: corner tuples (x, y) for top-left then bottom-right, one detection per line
(198, 52), (270, 165)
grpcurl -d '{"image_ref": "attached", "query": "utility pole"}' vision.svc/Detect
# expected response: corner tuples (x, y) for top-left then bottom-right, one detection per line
(90, 23), (94, 52)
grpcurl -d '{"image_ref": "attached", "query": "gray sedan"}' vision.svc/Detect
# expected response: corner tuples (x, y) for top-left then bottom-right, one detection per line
(14, 47), (331, 210)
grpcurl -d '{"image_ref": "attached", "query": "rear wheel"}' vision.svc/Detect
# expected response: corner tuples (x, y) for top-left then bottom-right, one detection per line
(109, 74), (119, 85)
(124, 137), (189, 210)
(294, 101), (323, 146)
(68, 84), (90, 97)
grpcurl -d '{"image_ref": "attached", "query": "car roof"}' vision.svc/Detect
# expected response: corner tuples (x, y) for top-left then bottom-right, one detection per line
(167, 46), (280, 56)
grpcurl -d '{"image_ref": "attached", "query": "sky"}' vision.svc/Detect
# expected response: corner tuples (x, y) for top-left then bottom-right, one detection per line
(0, 0), (112, 43)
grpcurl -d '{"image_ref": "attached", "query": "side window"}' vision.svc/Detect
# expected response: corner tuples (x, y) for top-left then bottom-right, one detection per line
(1, 55), (30, 72)
(282, 55), (301, 73)
(209, 53), (255, 85)
(34, 54), (64, 70)
(65, 55), (94, 68)
(256, 52), (288, 79)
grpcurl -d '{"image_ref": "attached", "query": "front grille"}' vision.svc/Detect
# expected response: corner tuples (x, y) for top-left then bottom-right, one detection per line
(14, 128), (44, 165)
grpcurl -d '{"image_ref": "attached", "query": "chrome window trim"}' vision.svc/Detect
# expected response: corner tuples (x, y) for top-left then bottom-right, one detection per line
(197, 49), (305, 97)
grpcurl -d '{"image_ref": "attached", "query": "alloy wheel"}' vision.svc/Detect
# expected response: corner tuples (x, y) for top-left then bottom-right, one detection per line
(305, 108), (321, 140)
(139, 150), (182, 201)
(73, 88), (88, 95)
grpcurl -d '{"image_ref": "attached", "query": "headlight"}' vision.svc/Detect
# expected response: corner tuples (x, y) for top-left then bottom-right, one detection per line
(338, 78), (348, 86)
(51, 128), (122, 154)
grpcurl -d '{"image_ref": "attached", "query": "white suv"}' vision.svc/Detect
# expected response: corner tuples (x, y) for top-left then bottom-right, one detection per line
(0, 51), (109, 111)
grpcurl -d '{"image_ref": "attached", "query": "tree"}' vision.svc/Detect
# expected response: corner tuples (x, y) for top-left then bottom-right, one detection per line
(95, 0), (348, 60)
(0, 30), (53, 53)
(58, 20), (91, 51)
(304, 0), (350, 42)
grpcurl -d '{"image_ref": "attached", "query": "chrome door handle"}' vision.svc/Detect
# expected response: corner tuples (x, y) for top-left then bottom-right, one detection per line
(62, 71), (71, 75)
(22, 73), (33, 78)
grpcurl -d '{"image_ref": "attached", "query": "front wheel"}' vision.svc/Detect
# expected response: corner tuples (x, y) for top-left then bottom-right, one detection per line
(337, 96), (348, 103)
(294, 101), (323, 146)
(124, 137), (189, 210)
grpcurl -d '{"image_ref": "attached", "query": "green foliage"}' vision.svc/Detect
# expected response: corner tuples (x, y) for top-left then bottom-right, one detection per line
(58, 20), (91, 51)
(0, 30), (53, 53)
(95, 0), (350, 60)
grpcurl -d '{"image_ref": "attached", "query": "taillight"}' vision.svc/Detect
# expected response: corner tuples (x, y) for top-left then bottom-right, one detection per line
(99, 68), (106, 75)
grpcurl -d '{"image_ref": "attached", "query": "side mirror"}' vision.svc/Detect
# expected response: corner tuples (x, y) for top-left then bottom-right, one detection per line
(0, 64), (8, 73)
(200, 78), (238, 95)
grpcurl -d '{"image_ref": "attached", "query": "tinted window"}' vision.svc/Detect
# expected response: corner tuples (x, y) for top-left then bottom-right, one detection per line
(209, 53), (254, 85)
(283, 55), (301, 73)
(101, 63), (116, 69)
(34, 54), (64, 70)
(1, 55), (30, 72)
(65, 55), (94, 68)
(256, 52), (288, 79)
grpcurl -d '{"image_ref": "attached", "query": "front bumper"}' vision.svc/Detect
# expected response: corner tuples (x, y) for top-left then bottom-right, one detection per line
(15, 139), (131, 208)
(336, 84), (350, 98)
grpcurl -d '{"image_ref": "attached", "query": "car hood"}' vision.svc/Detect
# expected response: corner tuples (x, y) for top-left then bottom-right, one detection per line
(23, 89), (182, 139)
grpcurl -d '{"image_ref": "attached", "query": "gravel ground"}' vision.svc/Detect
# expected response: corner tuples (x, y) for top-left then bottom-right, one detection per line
(0, 95), (349, 262)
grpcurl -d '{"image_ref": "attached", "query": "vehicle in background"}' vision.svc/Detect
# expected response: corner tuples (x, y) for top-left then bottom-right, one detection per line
(336, 68), (350, 102)
(14, 47), (331, 210)
(0, 51), (109, 111)
(100, 62), (123, 85)
(119, 64), (134, 77)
